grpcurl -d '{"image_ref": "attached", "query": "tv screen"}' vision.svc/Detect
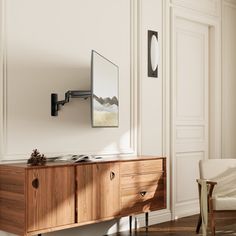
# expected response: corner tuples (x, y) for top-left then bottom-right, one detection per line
(91, 50), (119, 127)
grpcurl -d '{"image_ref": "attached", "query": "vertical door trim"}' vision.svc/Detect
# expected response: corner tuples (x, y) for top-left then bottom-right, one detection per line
(169, 6), (221, 219)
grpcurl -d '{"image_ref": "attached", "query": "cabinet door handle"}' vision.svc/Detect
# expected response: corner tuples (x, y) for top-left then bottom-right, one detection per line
(32, 178), (39, 189)
(110, 171), (115, 180)
(140, 191), (147, 197)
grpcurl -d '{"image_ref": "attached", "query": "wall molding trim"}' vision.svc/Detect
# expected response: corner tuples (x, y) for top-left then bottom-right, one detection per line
(0, 0), (139, 161)
(136, 0), (142, 156)
(130, 0), (140, 157)
(0, 0), (6, 160)
(170, 0), (221, 17)
(162, 0), (171, 217)
(221, 0), (236, 158)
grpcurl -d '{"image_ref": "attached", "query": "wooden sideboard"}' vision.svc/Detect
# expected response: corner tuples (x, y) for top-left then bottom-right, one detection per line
(0, 156), (166, 236)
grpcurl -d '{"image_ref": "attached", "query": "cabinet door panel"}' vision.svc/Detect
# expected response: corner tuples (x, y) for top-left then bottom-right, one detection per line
(76, 164), (95, 223)
(27, 166), (75, 232)
(98, 163), (120, 219)
(76, 163), (120, 223)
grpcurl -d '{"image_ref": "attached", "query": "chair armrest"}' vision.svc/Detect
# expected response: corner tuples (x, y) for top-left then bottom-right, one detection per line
(196, 179), (217, 186)
(196, 179), (217, 198)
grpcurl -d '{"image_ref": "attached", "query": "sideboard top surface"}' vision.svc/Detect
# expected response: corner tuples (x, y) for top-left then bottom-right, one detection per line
(0, 155), (166, 169)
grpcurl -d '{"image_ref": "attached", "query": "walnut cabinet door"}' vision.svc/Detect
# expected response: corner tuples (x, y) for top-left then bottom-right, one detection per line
(76, 163), (120, 223)
(27, 166), (75, 232)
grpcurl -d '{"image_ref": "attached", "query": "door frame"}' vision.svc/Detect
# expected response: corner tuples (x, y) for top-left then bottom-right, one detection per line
(164, 5), (222, 219)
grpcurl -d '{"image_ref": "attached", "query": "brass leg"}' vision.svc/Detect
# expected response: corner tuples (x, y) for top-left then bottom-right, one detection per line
(196, 214), (202, 233)
(145, 212), (149, 232)
(129, 215), (132, 233)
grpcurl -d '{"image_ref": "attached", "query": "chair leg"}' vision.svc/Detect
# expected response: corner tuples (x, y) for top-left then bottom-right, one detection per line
(196, 213), (202, 234)
(209, 203), (215, 236)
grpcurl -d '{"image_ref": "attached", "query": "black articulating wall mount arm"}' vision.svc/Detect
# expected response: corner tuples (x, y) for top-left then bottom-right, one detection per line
(51, 90), (91, 116)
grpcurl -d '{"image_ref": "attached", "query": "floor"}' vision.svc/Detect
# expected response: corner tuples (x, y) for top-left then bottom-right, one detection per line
(112, 212), (236, 235)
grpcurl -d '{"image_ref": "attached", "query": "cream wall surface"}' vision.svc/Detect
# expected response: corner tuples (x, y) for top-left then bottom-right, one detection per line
(0, 0), (236, 235)
(0, 0), (132, 160)
(0, 0), (133, 235)
(139, 0), (163, 156)
(0, 0), (165, 235)
(222, 0), (236, 158)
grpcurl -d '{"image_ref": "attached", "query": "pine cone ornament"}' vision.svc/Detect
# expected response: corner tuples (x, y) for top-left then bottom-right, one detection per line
(27, 149), (47, 166)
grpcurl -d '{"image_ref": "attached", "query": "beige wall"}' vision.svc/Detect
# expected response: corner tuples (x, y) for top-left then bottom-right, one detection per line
(222, 0), (236, 158)
(139, 0), (164, 156)
(0, 0), (133, 160)
(0, 0), (236, 235)
(0, 0), (165, 235)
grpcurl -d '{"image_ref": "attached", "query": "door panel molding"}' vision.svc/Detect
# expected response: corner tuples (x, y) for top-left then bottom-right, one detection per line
(170, 6), (221, 219)
(170, 0), (221, 16)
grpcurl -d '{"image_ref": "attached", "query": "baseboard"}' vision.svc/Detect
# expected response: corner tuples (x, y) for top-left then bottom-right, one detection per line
(175, 200), (200, 219)
(106, 209), (172, 235)
(135, 209), (172, 228)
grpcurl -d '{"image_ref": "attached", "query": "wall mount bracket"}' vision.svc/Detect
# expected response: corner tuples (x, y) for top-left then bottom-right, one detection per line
(51, 90), (92, 116)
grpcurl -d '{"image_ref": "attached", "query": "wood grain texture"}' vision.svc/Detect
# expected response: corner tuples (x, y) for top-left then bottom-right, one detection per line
(121, 173), (164, 189)
(120, 159), (164, 175)
(0, 157), (166, 235)
(27, 166), (75, 232)
(0, 166), (26, 235)
(121, 188), (165, 205)
(3, 156), (164, 169)
(111, 213), (236, 236)
(121, 184), (164, 198)
(76, 163), (120, 223)
(26, 216), (118, 236)
(120, 159), (166, 216)
(120, 198), (165, 215)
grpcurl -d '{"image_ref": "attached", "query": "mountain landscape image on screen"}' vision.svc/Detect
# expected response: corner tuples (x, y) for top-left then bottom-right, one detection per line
(93, 94), (118, 126)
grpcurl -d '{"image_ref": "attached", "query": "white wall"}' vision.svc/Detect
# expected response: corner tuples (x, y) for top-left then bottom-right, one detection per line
(222, 0), (236, 158)
(0, 0), (133, 161)
(138, 0), (172, 224)
(139, 0), (163, 156)
(0, 0), (166, 235)
(0, 0), (136, 235)
(0, 0), (236, 235)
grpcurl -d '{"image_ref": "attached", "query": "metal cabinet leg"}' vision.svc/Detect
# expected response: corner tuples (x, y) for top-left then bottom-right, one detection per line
(129, 215), (132, 233)
(145, 212), (149, 232)
(134, 217), (138, 232)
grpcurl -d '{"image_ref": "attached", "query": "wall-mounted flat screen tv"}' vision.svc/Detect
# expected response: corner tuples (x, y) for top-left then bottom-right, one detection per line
(91, 50), (119, 127)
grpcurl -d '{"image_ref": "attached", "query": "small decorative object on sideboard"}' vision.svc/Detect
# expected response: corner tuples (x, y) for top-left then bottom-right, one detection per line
(27, 149), (47, 166)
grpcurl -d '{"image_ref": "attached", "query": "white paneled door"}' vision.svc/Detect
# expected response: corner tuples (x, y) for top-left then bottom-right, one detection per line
(171, 17), (209, 218)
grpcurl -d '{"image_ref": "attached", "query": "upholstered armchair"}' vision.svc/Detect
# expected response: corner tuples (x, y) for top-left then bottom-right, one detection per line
(196, 159), (236, 236)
